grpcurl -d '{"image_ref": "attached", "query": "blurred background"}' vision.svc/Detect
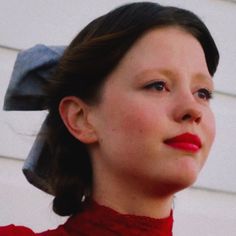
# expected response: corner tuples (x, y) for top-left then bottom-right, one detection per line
(0, 0), (236, 235)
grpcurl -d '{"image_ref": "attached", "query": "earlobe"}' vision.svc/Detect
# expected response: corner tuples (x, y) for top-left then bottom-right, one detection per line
(59, 96), (98, 144)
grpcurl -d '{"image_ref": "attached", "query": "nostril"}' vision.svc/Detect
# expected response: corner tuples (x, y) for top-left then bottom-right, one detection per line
(182, 114), (191, 121)
(181, 113), (201, 123)
(195, 116), (201, 124)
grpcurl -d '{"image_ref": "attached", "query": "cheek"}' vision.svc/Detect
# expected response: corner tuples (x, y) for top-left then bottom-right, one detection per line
(122, 110), (151, 133)
(96, 89), (168, 153)
(200, 109), (215, 168)
(205, 110), (216, 145)
(114, 101), (164, 138)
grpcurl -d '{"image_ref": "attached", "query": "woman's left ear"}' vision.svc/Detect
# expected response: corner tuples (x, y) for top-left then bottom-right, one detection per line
(59, 96), (98, 144)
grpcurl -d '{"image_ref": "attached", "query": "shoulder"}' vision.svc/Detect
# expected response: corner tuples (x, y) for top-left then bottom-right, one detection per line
(0, 225), (36, 235)
(0, 225), (68, 236)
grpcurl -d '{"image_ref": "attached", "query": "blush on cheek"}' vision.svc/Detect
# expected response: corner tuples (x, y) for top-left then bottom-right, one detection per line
(120, 109), (156, 136)
(206, 114), (216, 145)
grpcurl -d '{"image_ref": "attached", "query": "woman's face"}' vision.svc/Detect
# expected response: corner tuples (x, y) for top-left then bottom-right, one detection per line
(89, 27), (215, 195)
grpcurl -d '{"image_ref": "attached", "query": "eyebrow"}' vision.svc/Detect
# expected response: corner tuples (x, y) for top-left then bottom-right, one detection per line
(134, 68), (213, 86)
(194, 72), (213, 85)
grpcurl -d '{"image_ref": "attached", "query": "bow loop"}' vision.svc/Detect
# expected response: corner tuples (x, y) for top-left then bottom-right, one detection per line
(4, 44), (65, 111)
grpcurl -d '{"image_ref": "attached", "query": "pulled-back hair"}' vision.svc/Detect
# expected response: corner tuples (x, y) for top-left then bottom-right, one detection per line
(44, 2), (219, 216)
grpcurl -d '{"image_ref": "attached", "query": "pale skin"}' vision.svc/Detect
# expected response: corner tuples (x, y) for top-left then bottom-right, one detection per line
(59, 27), (215, 219)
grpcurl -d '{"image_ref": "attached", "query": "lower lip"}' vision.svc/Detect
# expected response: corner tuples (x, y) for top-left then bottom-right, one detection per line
(165, 142), (200, 152)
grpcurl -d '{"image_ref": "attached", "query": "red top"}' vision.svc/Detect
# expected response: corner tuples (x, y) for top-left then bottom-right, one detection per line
(0, 201), (173, 236)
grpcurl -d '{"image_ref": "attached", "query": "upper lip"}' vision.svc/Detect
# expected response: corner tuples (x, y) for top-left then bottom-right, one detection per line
(164, 132), (202, 148)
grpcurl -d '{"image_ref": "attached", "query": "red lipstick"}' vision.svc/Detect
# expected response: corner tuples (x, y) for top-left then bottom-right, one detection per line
(164, 133), (202, 153)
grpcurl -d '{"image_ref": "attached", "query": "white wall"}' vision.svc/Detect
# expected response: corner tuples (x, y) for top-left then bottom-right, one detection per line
(0, 0), (236, 235)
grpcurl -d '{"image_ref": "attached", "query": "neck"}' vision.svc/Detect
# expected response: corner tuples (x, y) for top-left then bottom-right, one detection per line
(92, 172), (174, 219)
(93, 192), (173, 219)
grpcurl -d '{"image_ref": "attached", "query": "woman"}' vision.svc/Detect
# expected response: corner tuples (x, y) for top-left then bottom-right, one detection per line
(0, 1), (219, 235)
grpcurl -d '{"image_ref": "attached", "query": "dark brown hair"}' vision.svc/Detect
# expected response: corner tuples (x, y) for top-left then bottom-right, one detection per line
(44, 1), (219, 216)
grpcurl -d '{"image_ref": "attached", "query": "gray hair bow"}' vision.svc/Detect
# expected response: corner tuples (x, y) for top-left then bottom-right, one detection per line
(3, 44), (66, 194)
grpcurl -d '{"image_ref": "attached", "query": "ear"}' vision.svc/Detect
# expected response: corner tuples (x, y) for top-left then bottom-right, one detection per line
(59, 96), (98, 144)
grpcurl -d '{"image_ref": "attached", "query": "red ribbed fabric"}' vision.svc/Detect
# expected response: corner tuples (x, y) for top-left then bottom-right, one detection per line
(0, 201), (173, 236)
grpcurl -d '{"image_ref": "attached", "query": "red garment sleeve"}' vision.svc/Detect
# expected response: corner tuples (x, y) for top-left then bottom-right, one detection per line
(0, 225), (36, 236)
(0, 224), (69, 236)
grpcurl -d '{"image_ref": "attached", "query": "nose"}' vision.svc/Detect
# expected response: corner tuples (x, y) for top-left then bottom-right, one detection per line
(173, 97), (202, 124)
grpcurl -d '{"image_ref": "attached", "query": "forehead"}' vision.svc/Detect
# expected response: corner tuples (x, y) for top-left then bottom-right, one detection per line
(126, 27), (204, 64)
(107, 26), (210, 82)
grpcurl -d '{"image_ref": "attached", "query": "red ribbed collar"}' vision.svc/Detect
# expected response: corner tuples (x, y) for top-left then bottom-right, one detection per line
(64, 201), (173, 236)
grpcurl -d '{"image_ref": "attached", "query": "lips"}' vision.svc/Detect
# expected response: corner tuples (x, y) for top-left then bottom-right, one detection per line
(164, 132), (202, 153)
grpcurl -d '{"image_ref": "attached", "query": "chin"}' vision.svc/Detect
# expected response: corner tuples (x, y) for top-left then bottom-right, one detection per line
(172, 169), (200, 193)
(175, 173), (198, 191)
(162, 164), (200, 195)
(149, 171), (199, 197)
(158, 177), (197, 196)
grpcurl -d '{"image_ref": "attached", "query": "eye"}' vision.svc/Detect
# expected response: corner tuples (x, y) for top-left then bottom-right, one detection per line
(144, 80), (169, 92)
(195, 88), (213, 101)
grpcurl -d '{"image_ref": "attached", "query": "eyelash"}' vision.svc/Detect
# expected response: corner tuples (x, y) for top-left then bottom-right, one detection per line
(144, 81), (213, 101)
(195, 88), (213, 101)
(144, 80), (169, 91)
